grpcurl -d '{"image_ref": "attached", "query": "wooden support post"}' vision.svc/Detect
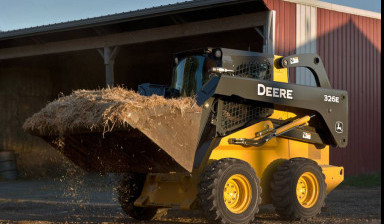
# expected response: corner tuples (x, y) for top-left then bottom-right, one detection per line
(98, 46), (120, 87)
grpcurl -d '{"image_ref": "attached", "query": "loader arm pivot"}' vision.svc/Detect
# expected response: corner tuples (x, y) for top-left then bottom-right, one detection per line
(278, 53), (331, 88)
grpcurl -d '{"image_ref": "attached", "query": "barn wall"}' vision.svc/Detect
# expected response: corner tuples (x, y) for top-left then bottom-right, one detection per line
(0, 57), (67, 177)
(0, 52), (107, 177)
(317, 8), (381, 174)
(266, 0), (381, 175)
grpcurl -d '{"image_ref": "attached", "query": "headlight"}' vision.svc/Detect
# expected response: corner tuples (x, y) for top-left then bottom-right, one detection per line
(214, 50), (222, 58)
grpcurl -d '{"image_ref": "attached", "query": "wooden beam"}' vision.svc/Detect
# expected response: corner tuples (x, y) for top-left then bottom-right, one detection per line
(98, 46), (120, 87)
(0, 12), (268, 60)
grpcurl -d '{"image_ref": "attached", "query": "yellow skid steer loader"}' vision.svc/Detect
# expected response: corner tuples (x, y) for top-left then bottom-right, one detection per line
(29, 48), (348, 224)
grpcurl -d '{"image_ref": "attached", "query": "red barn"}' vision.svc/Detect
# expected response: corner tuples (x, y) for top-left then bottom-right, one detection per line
(264, 0), (381, 174)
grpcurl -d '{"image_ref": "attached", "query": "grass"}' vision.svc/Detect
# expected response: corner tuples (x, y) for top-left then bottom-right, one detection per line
(340, 173), (381, 188)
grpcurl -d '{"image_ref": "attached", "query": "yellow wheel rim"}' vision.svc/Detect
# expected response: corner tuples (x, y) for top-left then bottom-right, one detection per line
(296, 172), (319, 208)
(223, 174), (252, 214)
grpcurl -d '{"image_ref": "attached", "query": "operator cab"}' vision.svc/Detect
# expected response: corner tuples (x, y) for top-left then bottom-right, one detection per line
(171, 48), (222, 97)
(138, 48), (274, 98)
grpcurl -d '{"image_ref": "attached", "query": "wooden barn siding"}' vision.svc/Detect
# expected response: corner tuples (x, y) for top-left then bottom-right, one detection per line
(317, 8), (381, 174)
(264, 0), (297, 83)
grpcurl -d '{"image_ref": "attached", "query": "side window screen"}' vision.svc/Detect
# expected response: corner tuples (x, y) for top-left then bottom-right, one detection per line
(234, 61), (272, 81)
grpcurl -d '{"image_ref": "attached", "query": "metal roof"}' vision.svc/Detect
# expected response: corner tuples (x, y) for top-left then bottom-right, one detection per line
(1, 0), (380, 41)
(0, 0), (261, 40)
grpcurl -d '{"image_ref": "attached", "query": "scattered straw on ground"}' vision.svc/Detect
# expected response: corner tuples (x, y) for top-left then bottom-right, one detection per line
(23, 87), (202, 136)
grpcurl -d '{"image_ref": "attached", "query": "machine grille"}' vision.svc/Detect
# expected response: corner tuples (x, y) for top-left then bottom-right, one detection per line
(234, 60), (272, 80)
(219, 100), (272, 133)
(216, 58), (273, 134)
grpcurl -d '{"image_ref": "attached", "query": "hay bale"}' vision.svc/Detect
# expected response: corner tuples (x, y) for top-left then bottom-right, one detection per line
(23, 87), (202, 136)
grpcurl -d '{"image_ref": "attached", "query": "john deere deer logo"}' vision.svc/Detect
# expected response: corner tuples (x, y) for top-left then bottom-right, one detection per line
(335, 121), (343, 134)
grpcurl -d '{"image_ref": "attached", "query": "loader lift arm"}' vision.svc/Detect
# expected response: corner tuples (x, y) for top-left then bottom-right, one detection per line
(196, 54), (348, 149)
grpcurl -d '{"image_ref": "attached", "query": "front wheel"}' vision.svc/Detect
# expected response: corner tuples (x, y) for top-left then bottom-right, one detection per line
(271, 158), (326, 220)
(198, 158), (262, 224)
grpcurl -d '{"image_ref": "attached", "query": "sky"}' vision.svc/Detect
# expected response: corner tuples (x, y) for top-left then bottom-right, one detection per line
(0, 0), (381, 32)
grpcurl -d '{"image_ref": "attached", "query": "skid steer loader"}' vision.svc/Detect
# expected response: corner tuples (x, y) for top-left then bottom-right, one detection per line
(29, 48), (348, 224)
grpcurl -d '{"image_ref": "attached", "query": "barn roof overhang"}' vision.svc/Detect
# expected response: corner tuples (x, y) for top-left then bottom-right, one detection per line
(0, 0), (273, 60)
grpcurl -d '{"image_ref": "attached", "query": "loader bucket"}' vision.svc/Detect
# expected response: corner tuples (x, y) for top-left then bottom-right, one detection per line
(43, 112), (201, 173)
(23, 88), (202, 173)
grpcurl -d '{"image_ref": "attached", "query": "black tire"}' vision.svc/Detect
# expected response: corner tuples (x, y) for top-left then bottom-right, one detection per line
(271, 158), (326, 220)
(117, 173), (160, 221)
(198, 158), (262, 224)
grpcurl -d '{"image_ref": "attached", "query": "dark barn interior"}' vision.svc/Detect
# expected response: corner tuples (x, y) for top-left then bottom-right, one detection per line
(0, 0), (270, 176)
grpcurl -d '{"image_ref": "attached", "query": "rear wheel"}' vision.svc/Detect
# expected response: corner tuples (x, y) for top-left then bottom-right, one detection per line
(271, 158), (326, 220)
(117, 173), (160, 221)
(198, 158), (262, 224)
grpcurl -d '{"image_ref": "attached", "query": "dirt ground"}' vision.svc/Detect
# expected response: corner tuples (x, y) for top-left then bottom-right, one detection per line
(0, 174), (381, 224)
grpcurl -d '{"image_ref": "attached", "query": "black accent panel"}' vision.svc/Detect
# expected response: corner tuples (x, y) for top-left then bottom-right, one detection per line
(196, 75), (220, 106)
(214, 75), (349, 148)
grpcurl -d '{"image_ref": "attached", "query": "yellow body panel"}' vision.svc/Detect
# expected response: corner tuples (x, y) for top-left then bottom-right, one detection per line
(321, 165), (344, 194)
(273, 55), (289, 83)
(135, 55), (344, 209)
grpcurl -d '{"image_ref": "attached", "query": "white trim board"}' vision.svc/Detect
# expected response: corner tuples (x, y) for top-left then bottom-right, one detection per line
(283, 0), (381, 19)
(296, 4), (317, 86)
